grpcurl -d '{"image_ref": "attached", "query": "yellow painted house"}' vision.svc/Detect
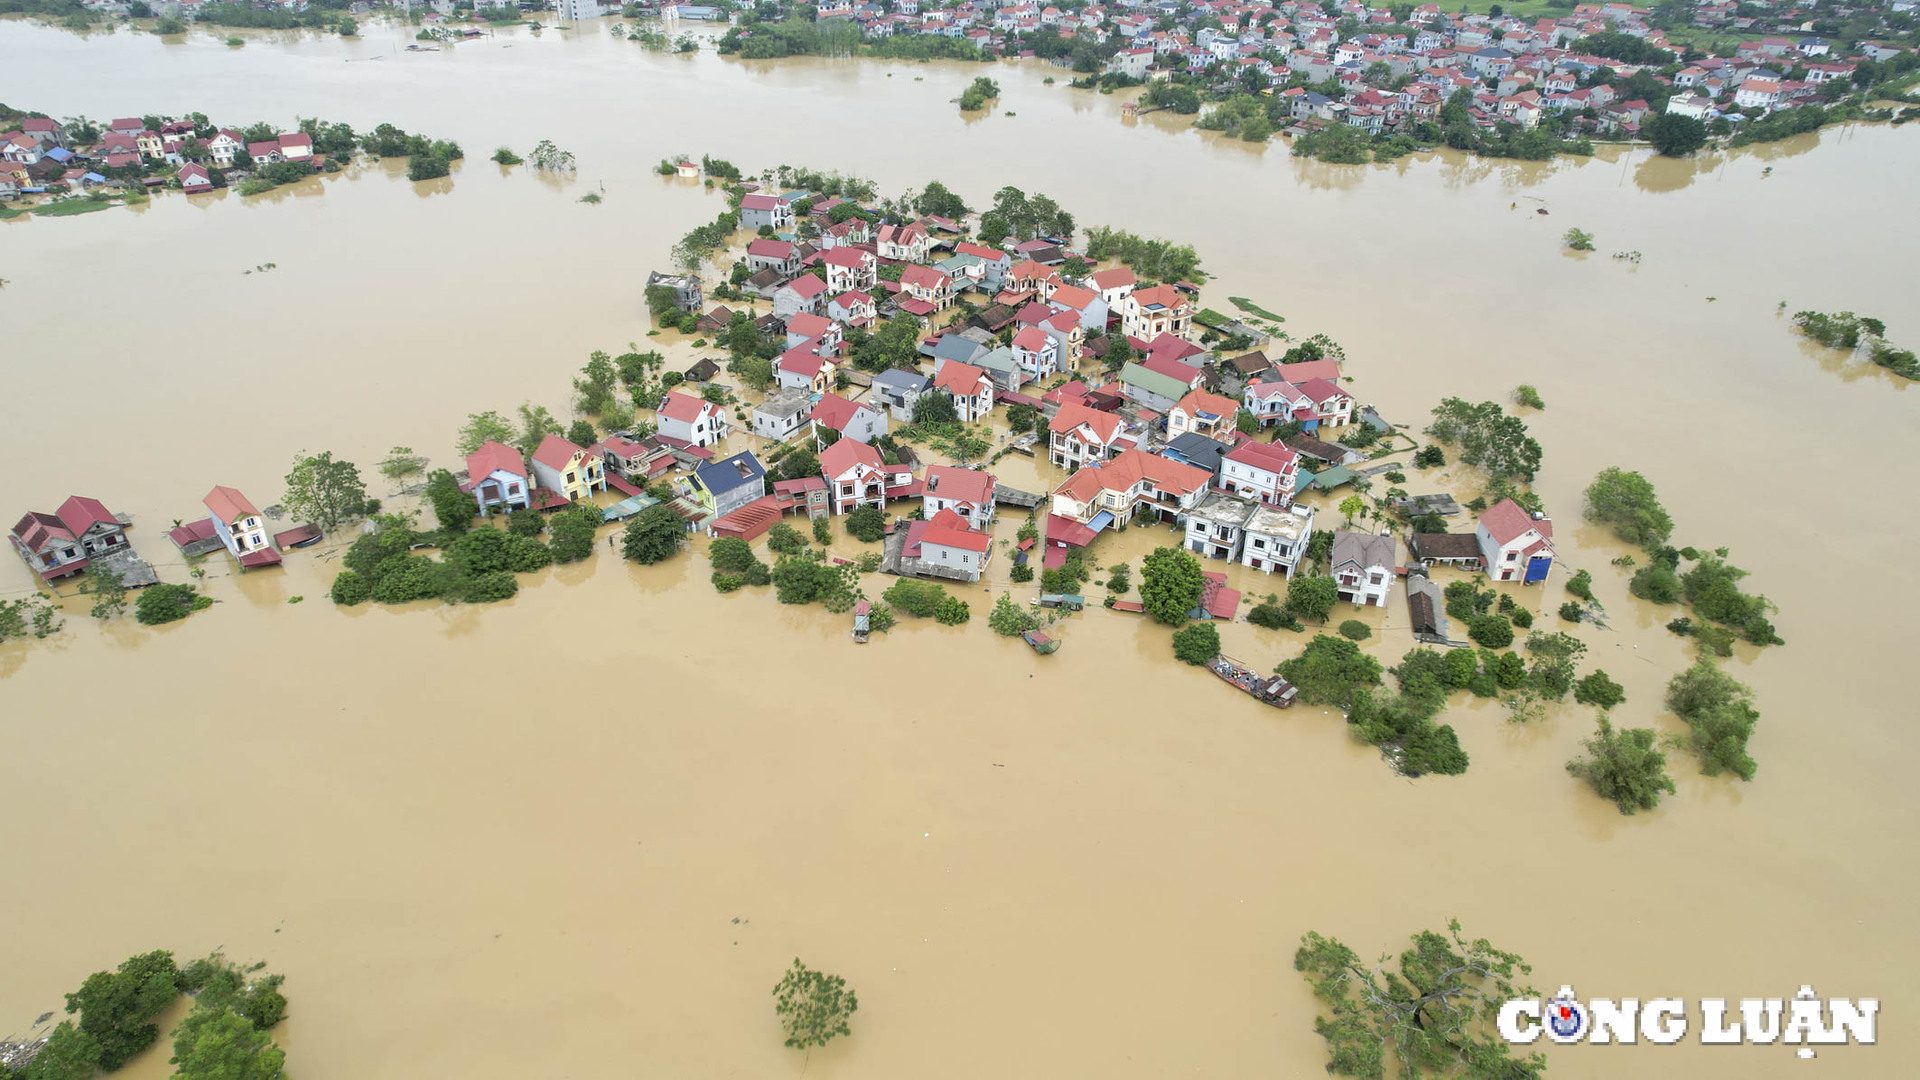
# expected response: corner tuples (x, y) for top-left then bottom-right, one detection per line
(530, 434), (607, 503)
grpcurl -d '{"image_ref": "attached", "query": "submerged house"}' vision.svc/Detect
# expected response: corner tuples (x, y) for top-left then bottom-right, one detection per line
(464, 441), (531, 516)
(9, 496), (131, 581)
(531, 435), (608, 503)
(1477, 498), (1554, 584)
(204, 485), (280, 568)
(685, 451), (768, 520)
(1330, 529), (1396, 608)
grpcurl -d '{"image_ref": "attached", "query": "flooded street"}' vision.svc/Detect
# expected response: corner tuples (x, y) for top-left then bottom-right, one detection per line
(3, 17), (1918, 1078)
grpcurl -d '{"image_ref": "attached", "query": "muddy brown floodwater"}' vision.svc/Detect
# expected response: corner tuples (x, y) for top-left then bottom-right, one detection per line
(2, 16), (1918, 1079)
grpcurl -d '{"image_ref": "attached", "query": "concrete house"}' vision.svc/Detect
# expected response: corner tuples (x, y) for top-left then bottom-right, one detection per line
(932, 360), (994, 422)
(821, 246), (878, 293)
(1050, 449), (1213, 527)
(656, 390), (729, 448)
(1476, 498), (1554, 583)
(897, 265), (954, 320)
(1118, 355), (1204, 414)
(1119, 284), (1193, 341)
(739, 192), (795, 231)
(687, 451), (767, 520)
(774, 273), (829, 319)
(1297, 378), (1355, 428)
(207, 130), (245, 168)
(1183, 491), (1256, 562)
(753, 387), (816, 441)
(876, 221), (932, 262)
(1088, 266), (1136, 309)
(922, 465), (996, 531)
(9, 496), (129, 581)
(870, 368), (931, 422)
(464, 441), (531, 516)
(1046, 283), (1108, 333)
(1219, 439), (1300, 507)
(775, 346), (837, 394)
(531, 435), (608, 503)
(204, 485), (280, 568)
(1242, 378), (1313, 428)
(902, 508), (992, 581)
(1011, 325), (1062, 381)
(820, 437), (892, 514)
(955, 242), (1011, 290)
(1166, 389), (1241, 440)
(1241, 503), (1314, 577)
(827, 289), (877, 328)
(971, 347), (1028, 394)
(647, 270), (704, 313)
(926, 332), (988, 370)
(1330, 529), (1396, 608)
(746, 238), (801, 277)
(811, 393), (888, 446)
(1048, 402), (1129, 470)
(784, 312), (843, 354)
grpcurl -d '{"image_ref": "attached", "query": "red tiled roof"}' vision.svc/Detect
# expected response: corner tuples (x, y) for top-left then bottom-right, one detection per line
(1480, 498), (1550, 546)
(809, 393), (872, 431)
(820, 437), (884, 479)
(1137, 352), (1204, 384)
(1044, 513), (1098, 549)
(831, 290), (874, 309)
(277, 132), (313, 149)
(932, 360), (987, 394)
(1012, 325), (1052, 352)
(919, 508), (991, 553)
(748, 238), (795, 258)
(167, 518), (219, 549)
(1224, 439), (1298, 473)
(786, 312), (832, 338)
(1052, 449), (1211, 505)
(956, 241), (1006, 261)
(1200, 571), (1240, 619)
(466, 440), (526, 481)
(1088, 267), (1135, 291)
(238, 548), (283, 568)
(1275, 358), (1341, 383)
(924, 465), (994, 505)
(899, 265), (950, 291)
(246, 140), (280, 157)
(1298, 377), (1350, 404)
(783, 273), (828, 299)
(1050, 283), (1097, 311)
(821, 246), (872, 267)
(658, 391), (715, 423)
(1129, 283), (1185, 310)
(1172, 388), (1239, 421)
(1049, 401), (1122, 442)
(777, 347), (828, 376)
(1146, 333), (1204, 365)
(55, 495), (117, 536)
(533, 434), (592, 471)
(203, 485), (259, 524)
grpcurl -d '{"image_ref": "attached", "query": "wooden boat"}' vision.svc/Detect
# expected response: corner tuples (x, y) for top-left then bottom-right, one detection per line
(851, 601), (870, 644)
(1022, 630), (1058, 655)
(1208, 653), (1297, 708)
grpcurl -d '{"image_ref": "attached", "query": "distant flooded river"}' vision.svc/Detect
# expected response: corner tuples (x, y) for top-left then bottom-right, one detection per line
(1, 17), (1916, 1079)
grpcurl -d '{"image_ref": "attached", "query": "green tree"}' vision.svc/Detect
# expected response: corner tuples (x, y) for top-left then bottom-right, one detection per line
(621, 505), (684, 565)
(1425, 399), (1542, 484)
(912, 392), (959, 426)
(1171, 621), (1221, 665)
(1338, 493), (1365, 527)
(709, 537), (759, 574)
(1665, 657), (1759, 780)
(376, 446), (428, 484)
(1294, 921), (1543, 1080)
(1467, 614), (1513, 649)
(1140, 545), (1204, 625)
(882, 579), (947, 617)
(1278, 635), (1383, 709)
(65, 950), (181, 1071)
(1583, 467), (1672, 548)
(987, 592), (1040, 637)
(1563, 227), (1595, 251)
(1566, 714), (1676, 815)
(25, 1021), (102, 1080)
(457, 410), (516, 456)
(517, 403), (563, 455)
(933, 595), (971, 625)
(1512, 384), (1545, 409)
(169, 1004), (285, 1080)
(1338, 619), (1371, 641)
(282, 450), (369, 529)
(812, 517), (833, 544)
(81, 563), (128, 620)
(1573, 670), (1626, 709)
(1643, 111), (1707, 156)
(1285, 575), (1338, 624)
(845, 504), (886, 542)
(771, 959), (857, 1055)
(767, 522), (807, 554)
(424, 469), (473, 534)
(135, 583), (211, 626)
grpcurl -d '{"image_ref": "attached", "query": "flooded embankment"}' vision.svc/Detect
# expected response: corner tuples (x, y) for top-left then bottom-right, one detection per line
(1, 18), (1917, 1079)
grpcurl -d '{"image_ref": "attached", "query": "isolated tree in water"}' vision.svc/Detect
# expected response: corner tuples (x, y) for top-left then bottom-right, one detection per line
(772, 959), (857, 1058)
(1294, 921), (1544, 1079)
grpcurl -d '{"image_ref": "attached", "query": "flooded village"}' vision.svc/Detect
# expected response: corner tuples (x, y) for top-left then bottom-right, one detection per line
(2, 12), (1919, 1080)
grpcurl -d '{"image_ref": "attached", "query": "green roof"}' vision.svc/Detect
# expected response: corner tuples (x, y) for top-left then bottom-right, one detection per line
(1118, 361), (1191, 403)
(1300, 465), (1355, 492)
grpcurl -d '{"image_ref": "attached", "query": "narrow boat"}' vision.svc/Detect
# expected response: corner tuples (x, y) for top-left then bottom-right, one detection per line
(1208, 653), (1297, 708)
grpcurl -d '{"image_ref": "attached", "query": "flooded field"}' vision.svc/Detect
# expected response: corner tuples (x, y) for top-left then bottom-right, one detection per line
(2, 16), (1918, 1078)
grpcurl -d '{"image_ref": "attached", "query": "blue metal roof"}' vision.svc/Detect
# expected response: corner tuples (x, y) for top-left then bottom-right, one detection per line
(694, 451), (766, 497)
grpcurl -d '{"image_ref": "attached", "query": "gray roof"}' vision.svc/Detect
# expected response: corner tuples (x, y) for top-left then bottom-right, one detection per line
(925, 335), (988, 364)
(872, 369), (929, 394)
(1164, 432), (1229, 474)
(696, 451), (766, 497)
(974, 346), (1019, 378)
(755, 387), (814, 420)
(1330, 529), (1396, 573)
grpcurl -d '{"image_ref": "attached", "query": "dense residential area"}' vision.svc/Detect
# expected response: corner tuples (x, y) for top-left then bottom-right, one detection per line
(0, 105), (458, 208)
(716, 0), (1918, 157)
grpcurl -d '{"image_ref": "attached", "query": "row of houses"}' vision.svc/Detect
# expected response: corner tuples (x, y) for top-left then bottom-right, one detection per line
(1, 112), (320, 200)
